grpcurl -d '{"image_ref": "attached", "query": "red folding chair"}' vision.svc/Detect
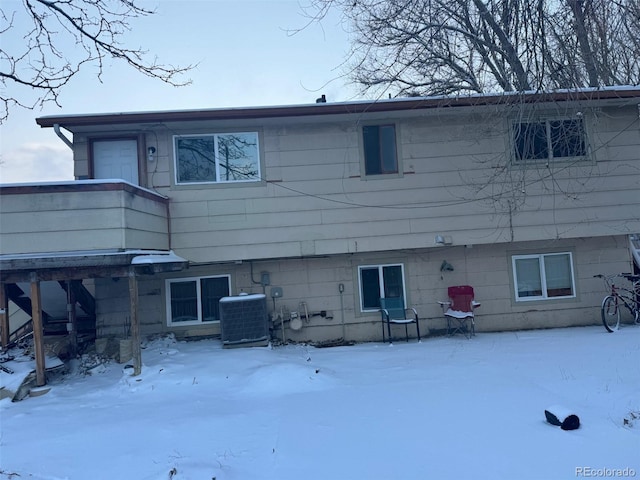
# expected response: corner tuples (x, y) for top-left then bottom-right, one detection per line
(438, 286), (481, 338)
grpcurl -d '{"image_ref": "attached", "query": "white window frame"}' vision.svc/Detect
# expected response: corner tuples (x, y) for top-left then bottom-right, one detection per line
(173, 132), (261, 185)
(512, 252), (576, 302)
(358, 263), (406, 312)
(165, 275), (231, 326)
(511, 116), (588, 165)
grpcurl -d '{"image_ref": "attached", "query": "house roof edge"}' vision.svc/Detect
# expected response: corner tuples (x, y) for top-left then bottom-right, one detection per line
(36, 86), (640, 129)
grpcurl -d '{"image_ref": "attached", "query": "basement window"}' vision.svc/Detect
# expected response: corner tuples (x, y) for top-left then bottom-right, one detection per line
(512, 253), (575, 301)
(358, 263), (406, 311)
(166, 275), (230, 326)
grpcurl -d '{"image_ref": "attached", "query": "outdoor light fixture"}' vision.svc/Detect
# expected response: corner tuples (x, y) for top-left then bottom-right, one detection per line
(435, 235), (453, 245)
(440, 260), (454, 272)
(147, 146), (156, 162)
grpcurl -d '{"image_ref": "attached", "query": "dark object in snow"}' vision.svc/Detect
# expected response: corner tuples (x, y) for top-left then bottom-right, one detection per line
(561, 415), (580, 430)
(0, 363), (15, 374)
(545, 410), (562, 426)
(545, 405), (580, 430)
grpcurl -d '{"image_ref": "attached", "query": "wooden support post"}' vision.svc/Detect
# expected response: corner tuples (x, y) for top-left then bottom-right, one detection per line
(0, 283), (9, 349)
(128, 270), (141, 376)
(30, 273), (46, 387)
(67, 281), (78, 356)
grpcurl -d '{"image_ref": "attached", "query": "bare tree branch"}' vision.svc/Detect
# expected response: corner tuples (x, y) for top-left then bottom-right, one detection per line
(0, 0), (194, 122)
(300, 0), (640, 97)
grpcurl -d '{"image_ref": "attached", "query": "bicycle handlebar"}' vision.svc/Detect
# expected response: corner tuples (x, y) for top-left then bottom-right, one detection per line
(595, 275), (640, 297)
(594, 273), (639, 280)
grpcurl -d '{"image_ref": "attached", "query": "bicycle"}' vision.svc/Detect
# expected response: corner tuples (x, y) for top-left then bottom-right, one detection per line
(594, 273), (640, 332)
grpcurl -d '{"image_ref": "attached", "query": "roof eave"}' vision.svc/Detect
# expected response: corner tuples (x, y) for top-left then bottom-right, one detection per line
(36, 87), (640, 130)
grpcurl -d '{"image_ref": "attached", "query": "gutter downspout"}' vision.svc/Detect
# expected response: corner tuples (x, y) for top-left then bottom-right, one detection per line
(166, 200), (172, 250)
(53, 124), (73, 150)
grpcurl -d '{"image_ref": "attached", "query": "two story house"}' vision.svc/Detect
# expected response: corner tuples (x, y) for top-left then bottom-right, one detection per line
(2, 88), (639, 360)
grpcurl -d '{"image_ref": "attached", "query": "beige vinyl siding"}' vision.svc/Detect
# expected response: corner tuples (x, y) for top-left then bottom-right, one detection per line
(0, 185), (169, 254)
(154, 103), (639, 264)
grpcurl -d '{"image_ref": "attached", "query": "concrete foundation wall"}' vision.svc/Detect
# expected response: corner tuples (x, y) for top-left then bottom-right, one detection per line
(93, 235), (634, 344)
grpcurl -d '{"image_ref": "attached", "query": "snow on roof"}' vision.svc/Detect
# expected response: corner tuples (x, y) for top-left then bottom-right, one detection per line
(0, 250), (188, 276)
(36, 86), (640, 128)
(37, 85), (640, 117)
(0, 179), (168, 199)
(220, 293), (267, 303)
(0, 249), (176, 262)
(131, 251), (187, 265)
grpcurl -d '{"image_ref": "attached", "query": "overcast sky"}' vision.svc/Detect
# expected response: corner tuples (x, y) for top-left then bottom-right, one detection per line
(0, 0), (359, 183)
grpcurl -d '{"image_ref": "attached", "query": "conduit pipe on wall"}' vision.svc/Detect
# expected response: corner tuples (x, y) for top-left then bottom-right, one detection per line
(300, 302), (309, 324)
(339, 283), (345, 341)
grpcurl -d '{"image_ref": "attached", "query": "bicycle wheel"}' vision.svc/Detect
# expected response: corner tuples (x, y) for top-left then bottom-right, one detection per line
(601, 296), (620, 332)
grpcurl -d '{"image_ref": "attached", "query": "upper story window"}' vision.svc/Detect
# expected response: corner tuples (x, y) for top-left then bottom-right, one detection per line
(512, 118), (587, 165)
(174, 132), (260, 184)
(362, 124), (398, 175)
(512, 252), (576, 301)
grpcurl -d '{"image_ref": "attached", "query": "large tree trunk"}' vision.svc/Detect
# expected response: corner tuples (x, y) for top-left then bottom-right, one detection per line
(568, 0), (600, 86)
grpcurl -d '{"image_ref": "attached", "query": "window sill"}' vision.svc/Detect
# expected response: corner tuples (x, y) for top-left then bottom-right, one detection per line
(168, 320), (220, 327)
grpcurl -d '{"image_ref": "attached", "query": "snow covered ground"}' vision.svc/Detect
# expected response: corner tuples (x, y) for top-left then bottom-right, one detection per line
(1, 326), (639, 480)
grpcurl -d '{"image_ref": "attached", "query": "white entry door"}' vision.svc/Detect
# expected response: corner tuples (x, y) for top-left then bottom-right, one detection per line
(93, 139), (139, 185)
